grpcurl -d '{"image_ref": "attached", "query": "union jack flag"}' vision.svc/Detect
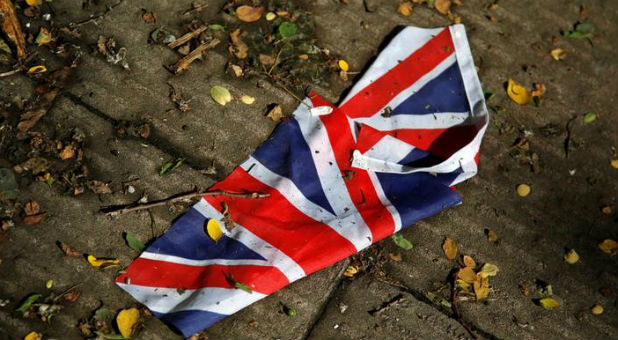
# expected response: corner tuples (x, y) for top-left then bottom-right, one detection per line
(117, 24), (488, 337)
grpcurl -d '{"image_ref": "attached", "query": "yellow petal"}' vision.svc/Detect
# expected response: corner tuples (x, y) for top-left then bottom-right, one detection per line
(479, 263), (499, 278)
(24, 332), (41, 340)
(611, 159), (618, 169)
(210, 85), (233, 106)
(550, 48), (567, 61)
(507, 78), (531, 105)
(27, 65), (47, 74)
(87, 255), (120, 268)
(591, 303), (604, 315)
(539, 297), (561, 309)
(598, 239), (618, 255)
(116, 307), (140, 338)
(457, 266), (477, 284)
(563, 249), (579, 264)
(338, 59), (349, 72)
(240, 95), (255, 105)
(206, 219), (223, 242)
(473, 275), (490, 301)
(462, 255), (476, 268)
(265, 12), (277, 21)
(442, 237), (457, 260)
(343, 265), (358, 277)
(517, 184), (531, 197)
(26, 0), (42, 6)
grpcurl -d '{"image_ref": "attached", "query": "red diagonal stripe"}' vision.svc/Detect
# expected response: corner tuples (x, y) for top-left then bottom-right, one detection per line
(116, 258), (288, 295)
(340, 28), (454, 119)
(203, 166), (358, 275)
(313, 95), (396, 242)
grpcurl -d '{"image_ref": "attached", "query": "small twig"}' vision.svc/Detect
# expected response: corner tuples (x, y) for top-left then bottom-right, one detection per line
(182, 2), (207, 16)
(167, 25), (208, 49)
(0, 67), (24, 78)
(101, 189), (269, 217)
(71, 0), (124, 27)
(168, 38), (220, 74)
(564, 115), (578, 158)
(265, 75), (311, 108)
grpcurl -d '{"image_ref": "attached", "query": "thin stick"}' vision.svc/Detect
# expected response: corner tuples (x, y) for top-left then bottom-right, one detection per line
(101, 189), (269, 217)
(167, 25), (208, 49)
(0, 67), (24, 78)
(169, 39), (220, 74)
(71, 0), (124, 27)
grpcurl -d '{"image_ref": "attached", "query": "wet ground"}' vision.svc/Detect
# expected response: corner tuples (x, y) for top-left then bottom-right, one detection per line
(1, 0), (617, 339)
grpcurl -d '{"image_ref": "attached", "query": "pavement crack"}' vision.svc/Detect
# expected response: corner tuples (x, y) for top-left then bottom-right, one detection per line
(63, 92), (222, 181)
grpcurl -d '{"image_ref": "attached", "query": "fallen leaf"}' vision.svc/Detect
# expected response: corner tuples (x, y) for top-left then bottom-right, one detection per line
(141, 11), (157, 24)
(457, 266), (477, 284)
(266, 104), (283, 122)
(538, 297), (561, 309)
(338, 59), (349, 72)
(517, 183), (531, 197)
(159, 158), (184, 176)
(583, 112), (597, 123)
(507, 78), (531, 105)
(278, 22), (297, 39)
(24, 331), (41, 340)
(612, 159), (618, 169)
(16, 294), (41, 313)
(601, 205), (612, 215)
(474, 275), (490, 301)
(27, 65), (47, 74)
(397, 2), (413, 16)
(206, 219), (223, 242)
(462, 255), (476, 268)
(62, 289), (81, 302)
(23, 201), (44, 225)
(259, 53), (276, 66)
(46, 279), (53, 289)
(210, 85), (233, 106)
(229, 29), (248, 59)
(209, 24), (225, 31)
(389, 252), (402, 262)
(564, 249), (579, 264)
(26, 0), (41, 5)
(591, 303), (603, 315)
(550, 48), (566, 61)
(58, 241), (82, 257)
(563, 22), (595, 39)
(59, 144), (75, 160)
(236, 5), (265, 22)
(87, 180), (112, 194)
(24, 201), (40, 216)
(35, 27), (52, 45)
(125, 232), (145, 252)
(434, 0), (451, 15)
(486, 229), (498, 242)
(240, 95), (255, 105)
(479, 263), (499, 277)
(87, 255), (120, 269)
(392, 233), (414, 250)
(116, 308), (140, 338)
(530, 83), (546, 98)
(598, 239), (618, 255)
(343, 265), (358, 277)
(0, 0), (27, 58)
(230, 64), (243, 77)
(442, 237), (457, 260)
(265, 12), (276, 21)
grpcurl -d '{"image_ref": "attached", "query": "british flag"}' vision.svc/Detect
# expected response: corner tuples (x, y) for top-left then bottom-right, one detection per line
(116, 24), (489, 337)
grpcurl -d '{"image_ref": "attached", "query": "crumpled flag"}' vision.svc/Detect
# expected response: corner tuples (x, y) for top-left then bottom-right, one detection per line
(116, 24), (488, 337)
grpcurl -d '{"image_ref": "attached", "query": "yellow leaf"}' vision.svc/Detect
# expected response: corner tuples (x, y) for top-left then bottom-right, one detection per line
(550, 48), (567, 61)
(434, 0), (451, 15)
(591, 303), (604, 315)
(598, 239), (618, 255)
(87, 255), (120, 269)
(479, 263), (499, 278)
(26, 0), (42, 6)
(240, 95), (255, 105)
(236, 5), (265, 22)
(397, 2), (413, 16)
(265, 12), (276, 21)
(507, 78), (531, 105)
(473, 275), (490, 301)
(206, 219), (223, 242)
(343, 265), (358, 277)
(338, 59), (349, 72)
(210, 85), (233, 106)
(456, 266), (477, 284)
(486, 229), (498, 242)
(456, 279), (471, 293)
(517, 184), (531, 197)
(539, 297), (561, 309)
(27, 65), (47, 74)
(24, 331), (41, 340)
(46, 279), (53, 289)
(116, 308), (140, 338)
(563, 249), (579, 264)
(442, 237), (458, 260)
(611, 159), (618, 169)
(462, 255), (476, 268)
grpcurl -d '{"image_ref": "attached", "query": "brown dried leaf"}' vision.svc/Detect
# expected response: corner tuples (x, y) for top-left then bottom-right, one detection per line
(24, 201), (40, 216)
(58, 241), (82, 257)
(229, 29), (248, 59)
(389, 252), (402, 262)
(23, 214), (44, 225)
(142, 11), (157, 24)
(474, 275), (490, 300)
(87, 180), (112, 194)
(62, 289), (81, 302)
(59, 144), (75, 160)
(0, 0), (27, 58)
(531, 83), (546, 98)
(236, 5), (265, 22)
(397, 2), (413, 16)
(259, 54), (276, 66)
(457, 266), (477, 284)
(442, 237), (458, 260)
(435, 0), (451, 15)
(462, 255), (476, 268)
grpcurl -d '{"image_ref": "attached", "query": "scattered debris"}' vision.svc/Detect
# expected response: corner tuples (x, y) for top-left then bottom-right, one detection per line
(442, 237), (458, 260)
